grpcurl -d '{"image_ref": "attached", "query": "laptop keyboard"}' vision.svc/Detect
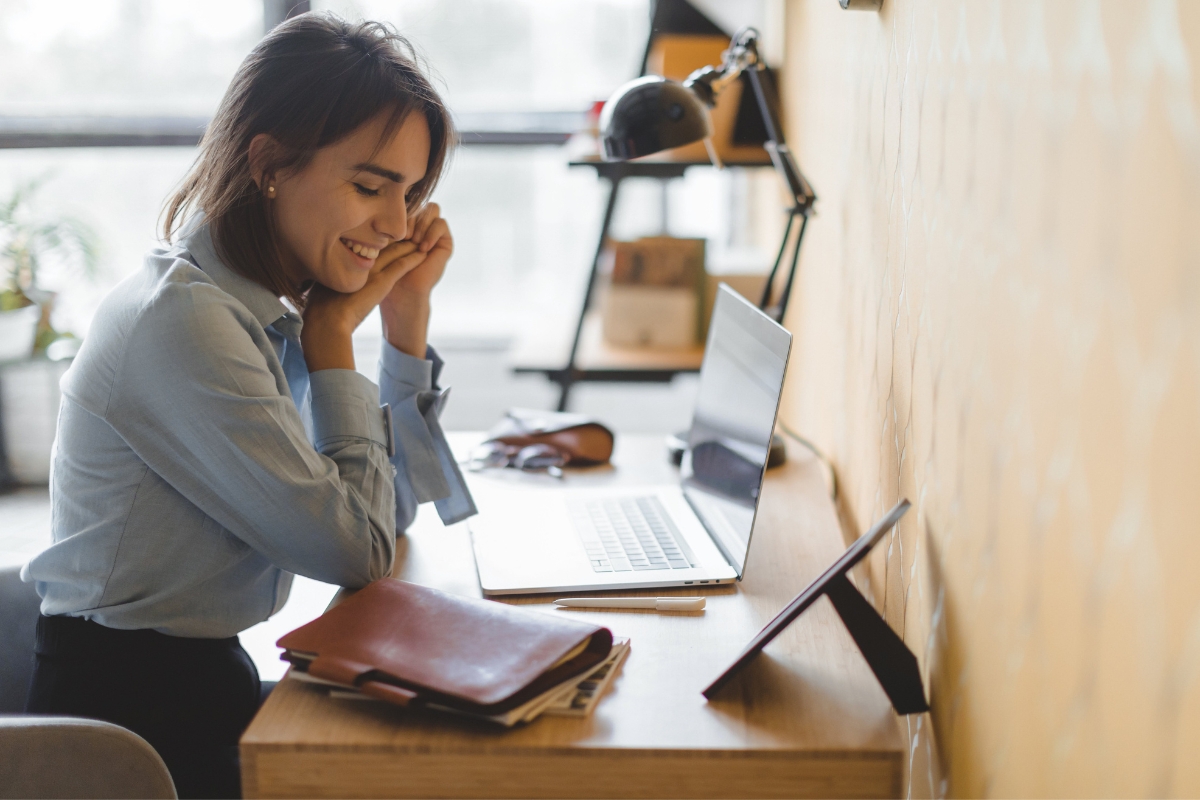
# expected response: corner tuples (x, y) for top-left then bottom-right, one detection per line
(568, 496), (697, 573)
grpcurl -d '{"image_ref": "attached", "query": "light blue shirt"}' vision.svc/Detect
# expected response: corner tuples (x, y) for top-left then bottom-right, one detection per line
(21, 221), (475, 638)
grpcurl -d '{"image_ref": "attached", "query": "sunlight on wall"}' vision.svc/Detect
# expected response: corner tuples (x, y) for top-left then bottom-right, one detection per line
(779, 0), (1200, 795)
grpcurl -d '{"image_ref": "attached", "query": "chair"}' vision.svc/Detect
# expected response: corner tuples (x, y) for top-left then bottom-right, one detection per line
(0, 563), (41, 713)
(0, 716), (176, 799)
(0, 567), (177, 798)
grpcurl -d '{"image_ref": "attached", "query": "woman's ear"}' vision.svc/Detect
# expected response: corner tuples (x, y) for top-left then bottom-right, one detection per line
(247, 133), (279, 191)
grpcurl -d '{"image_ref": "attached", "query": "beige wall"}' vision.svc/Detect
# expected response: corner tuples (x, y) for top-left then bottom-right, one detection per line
(777, 0), (1200, 795)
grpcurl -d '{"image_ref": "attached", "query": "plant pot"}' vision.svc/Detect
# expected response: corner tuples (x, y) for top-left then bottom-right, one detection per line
(0, 305), (39, 363)
(0, 357), (69, 484)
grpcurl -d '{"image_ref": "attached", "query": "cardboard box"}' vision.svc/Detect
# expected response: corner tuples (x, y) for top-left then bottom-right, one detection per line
(602, 285), (699, 348)
(601, 237), (706, 347)
(610, 236), (705, 288)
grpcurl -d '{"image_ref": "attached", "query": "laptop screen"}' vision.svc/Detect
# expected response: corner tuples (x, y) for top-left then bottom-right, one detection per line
(681, 285), (792, 578)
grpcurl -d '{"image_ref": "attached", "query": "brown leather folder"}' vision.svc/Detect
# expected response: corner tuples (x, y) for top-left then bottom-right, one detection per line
(278, 579), (613, 717)
(485, 409), (615, 466)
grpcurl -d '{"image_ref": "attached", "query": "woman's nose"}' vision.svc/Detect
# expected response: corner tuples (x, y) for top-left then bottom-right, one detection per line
(377, 199), (408, 242)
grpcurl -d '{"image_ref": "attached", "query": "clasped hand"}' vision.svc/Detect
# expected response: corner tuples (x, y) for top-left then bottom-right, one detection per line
(301, 203), (452, 372)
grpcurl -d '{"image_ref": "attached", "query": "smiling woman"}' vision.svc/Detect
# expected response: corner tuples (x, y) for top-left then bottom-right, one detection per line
(162, 13), (453, 309)
(19, 13), (472, 800)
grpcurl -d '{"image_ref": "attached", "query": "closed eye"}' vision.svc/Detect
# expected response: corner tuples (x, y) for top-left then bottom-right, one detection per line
(352, 183), (381, 197)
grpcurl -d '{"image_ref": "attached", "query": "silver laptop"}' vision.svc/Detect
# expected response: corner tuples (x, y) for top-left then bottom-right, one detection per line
(467, 284), (792, 595)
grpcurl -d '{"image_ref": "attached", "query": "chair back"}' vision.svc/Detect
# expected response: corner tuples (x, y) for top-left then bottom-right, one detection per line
(0, 564), (42, 713)
(0, 716), (176, 799)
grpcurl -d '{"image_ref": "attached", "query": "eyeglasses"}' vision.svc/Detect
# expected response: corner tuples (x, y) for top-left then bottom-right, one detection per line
(466, 441), (566, 478)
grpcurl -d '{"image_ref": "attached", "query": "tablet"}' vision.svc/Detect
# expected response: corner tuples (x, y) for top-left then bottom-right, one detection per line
(702, 499), (911, 699)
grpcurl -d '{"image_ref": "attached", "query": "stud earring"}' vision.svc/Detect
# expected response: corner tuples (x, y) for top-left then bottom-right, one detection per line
(267, 184), (276, 197)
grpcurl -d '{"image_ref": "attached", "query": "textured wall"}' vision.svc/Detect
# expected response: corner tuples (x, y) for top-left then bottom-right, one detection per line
(777, 0), (1200, 796)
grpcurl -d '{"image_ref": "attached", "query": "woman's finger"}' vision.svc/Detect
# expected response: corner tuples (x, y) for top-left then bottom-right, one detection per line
(328, 250), (426, 316)
(364, 249), (427, 297)
(303, 246), (428, 330)
(419, 217), (451, 253)
(409, 202), (439, 246)
(374, 239), (420, 273)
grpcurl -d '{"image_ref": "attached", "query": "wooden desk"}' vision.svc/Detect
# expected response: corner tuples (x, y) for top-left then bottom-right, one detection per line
(240, 434), (905, 799)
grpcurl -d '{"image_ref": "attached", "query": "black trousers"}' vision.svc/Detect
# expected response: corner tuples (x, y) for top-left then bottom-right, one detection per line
(26, 614), (261, 800)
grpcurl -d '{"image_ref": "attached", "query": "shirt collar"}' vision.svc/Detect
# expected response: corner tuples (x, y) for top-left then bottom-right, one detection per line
(180, 218), (298, 336)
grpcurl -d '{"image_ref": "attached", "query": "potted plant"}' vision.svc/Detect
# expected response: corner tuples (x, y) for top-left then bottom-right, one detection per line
(0, 180), (97, 484)
(0, 179), (96, 363)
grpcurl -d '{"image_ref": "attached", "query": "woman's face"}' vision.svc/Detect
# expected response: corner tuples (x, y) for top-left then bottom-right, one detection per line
(268, 111), (431, 293)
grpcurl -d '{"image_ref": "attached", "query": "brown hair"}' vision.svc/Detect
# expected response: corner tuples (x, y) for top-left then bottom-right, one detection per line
(162, 13), (455, 306)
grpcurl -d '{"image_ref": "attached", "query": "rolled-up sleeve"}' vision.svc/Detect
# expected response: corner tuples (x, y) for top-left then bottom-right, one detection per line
(310, 369), (389, 451)
(378, 342), (477, 528)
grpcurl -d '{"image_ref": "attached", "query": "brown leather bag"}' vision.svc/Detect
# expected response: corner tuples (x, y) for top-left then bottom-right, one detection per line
(277, 579), (612, 716)
(484, 409), (615, 466)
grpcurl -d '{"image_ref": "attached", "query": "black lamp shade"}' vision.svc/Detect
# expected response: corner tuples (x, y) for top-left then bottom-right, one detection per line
(600, 76), (712, 161)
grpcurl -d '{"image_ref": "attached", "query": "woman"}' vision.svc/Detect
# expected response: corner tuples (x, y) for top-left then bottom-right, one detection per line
(21, 14), (473, 799)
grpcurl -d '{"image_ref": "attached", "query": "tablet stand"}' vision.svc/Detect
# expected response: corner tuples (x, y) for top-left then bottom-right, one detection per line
(703, 499), (929, 715)
(823, 573), (928, 714)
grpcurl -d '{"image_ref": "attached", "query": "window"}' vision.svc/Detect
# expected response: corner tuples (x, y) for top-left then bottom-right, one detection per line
(0, 0), (769, 347)
(312, 0), (649, 113)
(0, 1), (261, 117)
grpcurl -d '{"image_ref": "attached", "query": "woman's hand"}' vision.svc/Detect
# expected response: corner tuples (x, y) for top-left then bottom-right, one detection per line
(301, 241), (428, 372)
(379, 203), (453, 358)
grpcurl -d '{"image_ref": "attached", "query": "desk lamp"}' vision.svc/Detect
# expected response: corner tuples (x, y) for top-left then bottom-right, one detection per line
(600, 27), (814, 324)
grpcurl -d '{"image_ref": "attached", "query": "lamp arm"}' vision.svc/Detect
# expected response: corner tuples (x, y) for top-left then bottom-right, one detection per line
(744, 66), (816, 214)
(683, 28), (816, 214)
(680, 27), (818, 320)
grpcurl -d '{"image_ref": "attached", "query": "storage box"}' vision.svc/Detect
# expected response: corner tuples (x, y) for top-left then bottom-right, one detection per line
(602, 285), (699, 348)
(601, 237), (706, 348)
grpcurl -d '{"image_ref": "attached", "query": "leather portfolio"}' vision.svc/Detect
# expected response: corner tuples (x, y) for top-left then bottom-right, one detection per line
(278, 579), (613, 717)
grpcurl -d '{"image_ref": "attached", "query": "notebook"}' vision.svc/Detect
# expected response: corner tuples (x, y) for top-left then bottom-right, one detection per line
(277, 579), (614, 725)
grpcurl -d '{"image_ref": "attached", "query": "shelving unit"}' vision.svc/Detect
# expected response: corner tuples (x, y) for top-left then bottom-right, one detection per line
(511, 158), (768, 411)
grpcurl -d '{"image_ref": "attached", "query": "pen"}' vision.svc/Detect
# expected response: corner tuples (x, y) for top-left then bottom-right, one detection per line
(554, 597), (705, 611)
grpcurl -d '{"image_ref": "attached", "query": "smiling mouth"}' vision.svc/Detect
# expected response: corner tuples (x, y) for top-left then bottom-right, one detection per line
(341, 238), (381, 260)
